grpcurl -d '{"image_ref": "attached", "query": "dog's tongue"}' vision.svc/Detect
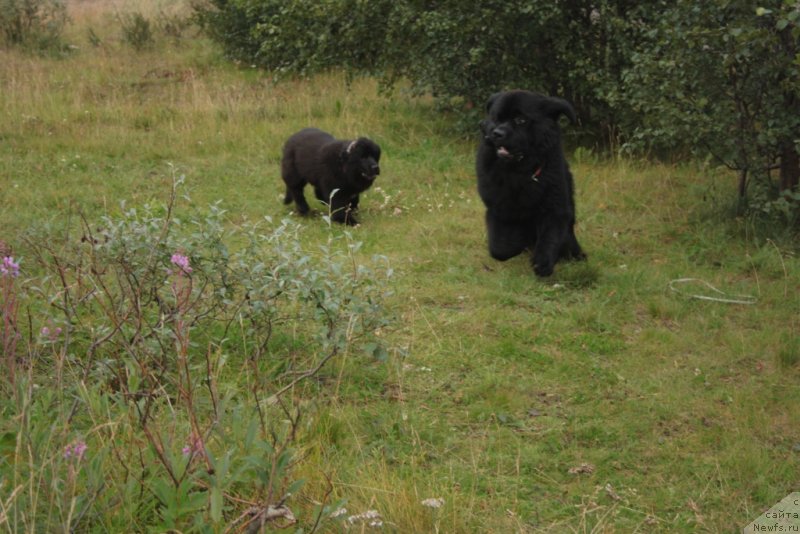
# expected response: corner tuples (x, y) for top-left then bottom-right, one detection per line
(497, 147), (511, 158)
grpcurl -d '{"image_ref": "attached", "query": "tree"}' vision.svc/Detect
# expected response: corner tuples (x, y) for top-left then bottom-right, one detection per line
(622, 0), (800, 210)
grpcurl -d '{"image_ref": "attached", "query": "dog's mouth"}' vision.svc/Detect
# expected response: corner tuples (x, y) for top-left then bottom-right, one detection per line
(496, 146), (514, 159)
(362, 172), (378, 182)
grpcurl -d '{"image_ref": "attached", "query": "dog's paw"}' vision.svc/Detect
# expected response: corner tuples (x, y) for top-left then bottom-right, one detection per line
(533, 262), (554, 277)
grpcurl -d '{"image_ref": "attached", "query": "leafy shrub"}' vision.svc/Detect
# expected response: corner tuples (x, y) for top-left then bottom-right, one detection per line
(192, 0), (648, 139)
(0, 176), (394, 531)
(193, 0), (391, 75)
(194, 0), (799, 227)
(622, 0), (800, 216)
(382, 1), (642, 131)
(0, 0), (68, 52)
(119, 11), (154, 51)
(192, 0), (263, 61)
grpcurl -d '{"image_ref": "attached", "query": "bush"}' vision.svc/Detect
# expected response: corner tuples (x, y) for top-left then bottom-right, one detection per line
(0, 0), (68, 52)
(119, 11), (155, 51)
(194, 0), (800, 226)
(193, 0), (649, 139)
(0, 176), (394, 531)
(622, 0), (800, 217)
(192, 0), (264, 62)
(193, 0), (391, 74)
(383, 1), (657, 140)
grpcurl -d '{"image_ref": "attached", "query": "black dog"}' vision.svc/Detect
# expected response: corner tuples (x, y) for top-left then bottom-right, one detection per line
(476, 90), (585, 277)
(281, 128), (381, 225)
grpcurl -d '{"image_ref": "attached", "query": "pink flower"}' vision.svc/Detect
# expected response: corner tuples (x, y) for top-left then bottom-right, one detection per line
(64, 441), (88, 460)
(40, 325), (63, 340)
(182, 433), (204, 459)
(170, 253), (192, 274)
(1, 257), (19, 277)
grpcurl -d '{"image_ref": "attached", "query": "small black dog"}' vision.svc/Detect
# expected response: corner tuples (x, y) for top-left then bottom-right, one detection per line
(281, 128), (381, 225)
(476, 90), (585, 277)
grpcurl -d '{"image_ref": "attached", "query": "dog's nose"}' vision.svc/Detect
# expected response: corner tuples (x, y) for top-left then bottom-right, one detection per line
(372, 164), (380, 175)
(491, 127), (507, 141)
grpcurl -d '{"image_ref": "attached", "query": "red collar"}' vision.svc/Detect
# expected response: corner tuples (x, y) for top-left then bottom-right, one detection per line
(532, 167), (542, 181)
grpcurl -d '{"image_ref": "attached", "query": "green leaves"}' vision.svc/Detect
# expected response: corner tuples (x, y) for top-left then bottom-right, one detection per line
(151, 477), (207, 530)
(195, 0), (392, 76)
(622, 0), (800, 220)
(6, 176), (396, 531)
(364, 341), (390, 362)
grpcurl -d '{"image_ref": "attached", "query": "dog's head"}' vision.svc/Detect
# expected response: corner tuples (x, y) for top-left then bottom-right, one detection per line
(341, 137), (381, 186)
(481, 90), (575, 162)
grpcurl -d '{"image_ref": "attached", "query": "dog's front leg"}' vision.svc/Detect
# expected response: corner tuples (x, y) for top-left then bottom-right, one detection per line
(532, 224), (566, 277)
(329, 194), (358, 225)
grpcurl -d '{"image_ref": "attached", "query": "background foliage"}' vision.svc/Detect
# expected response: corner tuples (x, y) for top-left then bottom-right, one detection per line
(0, 0), (68, 52)
(623, 0), (800, 219)
(194, 0), (800, 222)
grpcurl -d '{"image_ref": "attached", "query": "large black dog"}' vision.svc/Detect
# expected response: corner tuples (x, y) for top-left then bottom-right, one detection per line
(281, 128), (381, 225)
(476, 90), (586, 277)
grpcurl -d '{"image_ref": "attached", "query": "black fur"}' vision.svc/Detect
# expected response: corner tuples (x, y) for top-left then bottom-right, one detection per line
(476, 90), (586, 277)
(282, 128), (381, 225)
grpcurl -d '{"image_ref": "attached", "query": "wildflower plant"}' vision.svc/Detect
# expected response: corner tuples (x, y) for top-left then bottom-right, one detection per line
(1, 256), (20, 384)
(0, 256), (20, 277)
(1, 175), (395, 532)
(64, 441), (88, 461)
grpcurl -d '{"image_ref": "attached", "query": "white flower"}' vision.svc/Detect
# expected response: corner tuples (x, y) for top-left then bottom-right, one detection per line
(421, 497), (445, 509)
(347, 509), (382, 526)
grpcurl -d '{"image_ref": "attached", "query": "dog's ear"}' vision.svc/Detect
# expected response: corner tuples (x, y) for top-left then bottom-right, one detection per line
(340, 140), (357, 163)
(485, 92), (503, 113)
(541, 97), (576, 124)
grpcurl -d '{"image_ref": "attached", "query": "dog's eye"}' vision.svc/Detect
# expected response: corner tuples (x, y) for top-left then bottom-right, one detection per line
(514, 116), (528, 126)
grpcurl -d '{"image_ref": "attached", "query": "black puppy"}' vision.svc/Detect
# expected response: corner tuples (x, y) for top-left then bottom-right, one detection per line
(476, 90), (585, 277)
(282, 128), (381, 225)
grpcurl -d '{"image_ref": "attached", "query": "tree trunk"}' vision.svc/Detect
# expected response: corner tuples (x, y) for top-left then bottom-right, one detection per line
(779, 143), (799, 193)
(738, 168), (748, 198)
(777, 19), (799, 194)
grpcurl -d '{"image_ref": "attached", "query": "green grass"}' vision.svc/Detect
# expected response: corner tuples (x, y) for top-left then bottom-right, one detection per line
(1, 4), (799, 532)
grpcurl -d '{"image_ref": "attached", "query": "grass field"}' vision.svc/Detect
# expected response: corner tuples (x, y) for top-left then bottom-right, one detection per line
(1, 2), (799, 532)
